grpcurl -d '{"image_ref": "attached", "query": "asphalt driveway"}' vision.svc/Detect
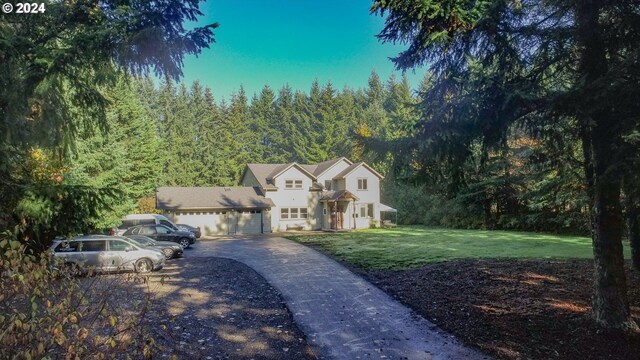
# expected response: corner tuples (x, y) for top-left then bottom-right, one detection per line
(191, 236), (489, 360)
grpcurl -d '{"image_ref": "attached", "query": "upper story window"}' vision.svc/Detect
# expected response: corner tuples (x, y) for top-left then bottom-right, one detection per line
(357, 178), (368, 190)
(285, 179), (303, 189)
(324, 180), (332, 190)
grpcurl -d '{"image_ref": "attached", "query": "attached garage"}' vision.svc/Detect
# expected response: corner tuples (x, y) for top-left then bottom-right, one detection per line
(156, 187), (274, 236)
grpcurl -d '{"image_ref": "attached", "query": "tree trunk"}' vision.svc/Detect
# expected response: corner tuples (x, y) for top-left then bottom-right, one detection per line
(623, 181), (640, 272)
(590, 149), (637, 331)
(577, 0), (638, 332)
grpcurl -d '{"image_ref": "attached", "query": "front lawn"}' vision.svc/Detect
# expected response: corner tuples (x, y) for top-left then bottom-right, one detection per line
(288, 226), (640, 360)
(287, 226), (619, 270)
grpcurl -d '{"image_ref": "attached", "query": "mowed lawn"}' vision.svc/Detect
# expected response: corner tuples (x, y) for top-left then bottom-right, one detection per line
(287, 226), (629, 270)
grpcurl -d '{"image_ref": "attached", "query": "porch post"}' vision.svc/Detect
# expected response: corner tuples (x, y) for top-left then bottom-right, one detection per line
(352, 200), (356, 229)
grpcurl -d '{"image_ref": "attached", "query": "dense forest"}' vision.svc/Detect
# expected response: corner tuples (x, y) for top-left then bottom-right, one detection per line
(21, 70), (590, 237)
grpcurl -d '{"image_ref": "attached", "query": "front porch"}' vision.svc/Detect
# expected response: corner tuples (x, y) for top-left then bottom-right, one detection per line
(320, 190), (359, 231)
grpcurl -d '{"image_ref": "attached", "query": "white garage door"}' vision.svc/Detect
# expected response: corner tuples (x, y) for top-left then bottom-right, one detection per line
(173, 210), (266, 235)
(173, 211), (231, 236)
(236, 210), (263, 234)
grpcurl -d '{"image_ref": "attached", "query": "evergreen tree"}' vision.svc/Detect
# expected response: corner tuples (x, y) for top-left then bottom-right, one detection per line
(225, 87), (255, 182)
(365, 70), (385, 105)
(274, 85), (298, 161)
(250, 86), (284, 162)
(197, 88), (234, 186)
(291, 90), (324, 163)
(164, 83), (200, 186)
(373, 0), (640, 331)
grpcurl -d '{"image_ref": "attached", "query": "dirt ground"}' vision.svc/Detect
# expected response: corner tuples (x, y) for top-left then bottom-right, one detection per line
(365, 259), (640, 360)
(142, 257), (317, 359)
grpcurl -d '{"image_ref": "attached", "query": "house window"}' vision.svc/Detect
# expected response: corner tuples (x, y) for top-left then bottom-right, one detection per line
(358, 204), (374, 218)
(280, 208), (308, 219)
(324, 180), (332, 190)
(357, 178), (368, 190)
(285, 179), (303, 189)
(323, 208), (327, 215)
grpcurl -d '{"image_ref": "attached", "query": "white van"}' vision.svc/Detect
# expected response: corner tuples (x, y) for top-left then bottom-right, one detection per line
(116, 214), (179, 236)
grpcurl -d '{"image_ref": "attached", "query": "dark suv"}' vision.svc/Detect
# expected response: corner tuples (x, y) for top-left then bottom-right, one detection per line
(123, 225), (196, 248)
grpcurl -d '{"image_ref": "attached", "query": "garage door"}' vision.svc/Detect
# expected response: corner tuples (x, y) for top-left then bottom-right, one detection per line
(173, 211), (230, 236)
(236, 210), (263, 234)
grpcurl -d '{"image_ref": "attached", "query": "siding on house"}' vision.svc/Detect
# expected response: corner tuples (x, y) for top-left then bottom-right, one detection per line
(162, 158), (384, 234)
(266, 166), (322, 231)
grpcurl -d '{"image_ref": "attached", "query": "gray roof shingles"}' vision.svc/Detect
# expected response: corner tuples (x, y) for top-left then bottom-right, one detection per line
(157, 186), (275, 210)
(333, 162), (363, 179)
(245, 158), (350, 190)
(320, 190), (359, 201)
(312, 157), (349, 176)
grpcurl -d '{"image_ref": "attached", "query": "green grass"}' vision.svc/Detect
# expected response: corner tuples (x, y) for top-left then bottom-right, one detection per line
(287, 226), (630, 270)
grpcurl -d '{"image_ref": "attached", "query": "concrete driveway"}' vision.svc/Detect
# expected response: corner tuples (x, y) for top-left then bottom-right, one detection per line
(190, 235), (489, 360)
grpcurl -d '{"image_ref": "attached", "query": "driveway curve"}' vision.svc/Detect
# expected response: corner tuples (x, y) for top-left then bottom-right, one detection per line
(192, 236), (489, 360)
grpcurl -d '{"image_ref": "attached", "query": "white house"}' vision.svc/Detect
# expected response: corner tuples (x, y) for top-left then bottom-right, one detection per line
(157, 157), (389, 235)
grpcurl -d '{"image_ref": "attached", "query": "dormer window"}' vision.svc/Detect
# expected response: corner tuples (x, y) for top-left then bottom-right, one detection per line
(324, 180), (332, 190)
(285, 179), (303, 189)
(357, 178), (368, 190)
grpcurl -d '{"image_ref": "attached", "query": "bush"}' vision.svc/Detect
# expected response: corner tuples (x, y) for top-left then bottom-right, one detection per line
(0, 233), (156, 359)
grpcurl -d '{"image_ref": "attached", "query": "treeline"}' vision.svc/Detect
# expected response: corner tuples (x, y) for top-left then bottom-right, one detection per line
(68, 70), (592, 235)
(60, 71), (419, 224)
(124, 70), (418, 186)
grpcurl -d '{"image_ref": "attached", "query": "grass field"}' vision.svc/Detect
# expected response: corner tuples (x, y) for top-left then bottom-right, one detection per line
(287, 226), (628, 270)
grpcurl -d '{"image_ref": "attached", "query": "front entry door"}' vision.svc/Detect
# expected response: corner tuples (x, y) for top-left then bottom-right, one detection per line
(331, 205), (344, 230)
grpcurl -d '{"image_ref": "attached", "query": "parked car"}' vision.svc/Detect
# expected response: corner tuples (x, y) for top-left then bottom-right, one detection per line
(176, 224), (202, 238)
(126, 234), (184, 259)
(115, 214), (180, 236)
(123, 225), (196, 248)
(49, 235), (165, 274)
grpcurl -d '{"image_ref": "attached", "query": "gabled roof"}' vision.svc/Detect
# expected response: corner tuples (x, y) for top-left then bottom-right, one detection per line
(320, 190), (359, 201)
(333, 162), (385, 180)
(244, 164), (281, 189)
(156, 187), (275, 210)
(243, 158), (380, 190)
(244, 162), (320, 190)
(312, 157), (352, 177)
(267, 162), (317, 181)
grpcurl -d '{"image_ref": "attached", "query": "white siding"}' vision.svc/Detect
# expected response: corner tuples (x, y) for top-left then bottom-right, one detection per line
(269, 166), (321, 231)
(316, 159), (351, 190)
(344, 166), (382, 228)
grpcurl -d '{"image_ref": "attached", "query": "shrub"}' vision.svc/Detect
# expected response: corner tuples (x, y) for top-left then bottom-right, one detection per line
(0, 233), (156, 359)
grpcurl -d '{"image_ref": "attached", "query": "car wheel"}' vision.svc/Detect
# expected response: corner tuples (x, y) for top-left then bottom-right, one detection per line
(179, 238), (191, 248)
(135, 258), (153, 273)
(162, 248), (174, 259)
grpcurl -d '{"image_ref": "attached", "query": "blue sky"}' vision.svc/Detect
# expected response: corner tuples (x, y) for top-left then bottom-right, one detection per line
(179, 0), (426, 101)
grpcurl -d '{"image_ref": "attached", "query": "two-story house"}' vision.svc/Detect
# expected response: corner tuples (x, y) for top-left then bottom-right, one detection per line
(156, 157), (387, 235)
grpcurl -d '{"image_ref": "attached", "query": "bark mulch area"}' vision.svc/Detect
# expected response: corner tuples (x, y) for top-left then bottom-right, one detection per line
(365, 259), (640, 360)
(142, 257), (317, 359)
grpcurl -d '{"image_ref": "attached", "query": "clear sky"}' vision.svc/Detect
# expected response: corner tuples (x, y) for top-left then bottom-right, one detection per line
(179, 0), (426, 101)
